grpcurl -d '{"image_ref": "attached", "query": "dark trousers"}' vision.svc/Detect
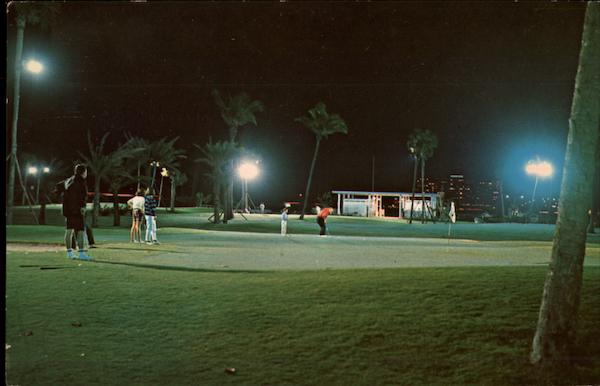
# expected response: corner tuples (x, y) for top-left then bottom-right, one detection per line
(71, 223), (94, 249)
(317, 217), (326, 235)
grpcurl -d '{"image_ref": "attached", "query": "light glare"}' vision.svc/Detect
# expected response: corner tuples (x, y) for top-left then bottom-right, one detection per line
(525, 160), (553, 178)
(25, 60), (44, 74)
(28, 166), (38, 175)
(238, 162), (259, 180)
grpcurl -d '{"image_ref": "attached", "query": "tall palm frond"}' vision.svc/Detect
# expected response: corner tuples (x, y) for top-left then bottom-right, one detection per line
(295, 102), (349, 219)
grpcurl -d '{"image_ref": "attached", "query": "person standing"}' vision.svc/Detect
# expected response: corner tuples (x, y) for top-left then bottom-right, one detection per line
(144, 187), (159, 244)
(317, 207), (333, 236)
(281, 206), (289, 236)
(59, 164), (92, 260)
(127, 188), (146, 243)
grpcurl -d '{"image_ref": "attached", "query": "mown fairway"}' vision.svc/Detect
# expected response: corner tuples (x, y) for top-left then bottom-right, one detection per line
(6, 208), (600, 385)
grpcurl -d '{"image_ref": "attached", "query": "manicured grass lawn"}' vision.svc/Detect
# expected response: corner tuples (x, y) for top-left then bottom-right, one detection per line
(6, 248), (600, 385)
(6, 209), (600, 384)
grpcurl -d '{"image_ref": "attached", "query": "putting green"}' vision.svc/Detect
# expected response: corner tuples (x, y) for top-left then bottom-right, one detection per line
(8, 228), (600, 271)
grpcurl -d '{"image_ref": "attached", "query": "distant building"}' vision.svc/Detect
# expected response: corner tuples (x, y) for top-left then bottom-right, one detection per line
(415, 177), (439, 193)
(332, 190), (442, 219)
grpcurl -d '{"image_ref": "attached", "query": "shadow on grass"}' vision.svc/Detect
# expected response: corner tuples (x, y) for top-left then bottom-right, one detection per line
(19, 265), (77, 270)
(99, 246), (184, 253)
(90, 259), (270, 274)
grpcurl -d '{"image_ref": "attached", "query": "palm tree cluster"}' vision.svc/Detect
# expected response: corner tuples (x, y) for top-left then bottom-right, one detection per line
(406, 128), (438, 224)
(197, 93), (349, 224)
(195, 140), (237, 224)
(77, 132), (187, 227)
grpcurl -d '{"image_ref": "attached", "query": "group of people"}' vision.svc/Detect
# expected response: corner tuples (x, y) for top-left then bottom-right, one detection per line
(280, 205), (334, 236)
(56, 163), (162, 261)
(56, 164), (93, 260)
(127, 187), (160, 245)
(58, 163), (334, 260)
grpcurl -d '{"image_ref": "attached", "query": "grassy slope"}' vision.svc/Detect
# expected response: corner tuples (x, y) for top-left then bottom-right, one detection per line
(6, 249), (600, 385)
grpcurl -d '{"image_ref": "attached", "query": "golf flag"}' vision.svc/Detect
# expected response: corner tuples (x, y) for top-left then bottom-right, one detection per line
(449, 202), (456, 224)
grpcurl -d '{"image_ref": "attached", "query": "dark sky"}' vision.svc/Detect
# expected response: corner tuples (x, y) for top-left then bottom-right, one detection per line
(6, 1), (586, 207)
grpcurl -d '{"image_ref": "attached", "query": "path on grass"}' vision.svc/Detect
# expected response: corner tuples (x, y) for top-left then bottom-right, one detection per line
(7, 230), (600, 271)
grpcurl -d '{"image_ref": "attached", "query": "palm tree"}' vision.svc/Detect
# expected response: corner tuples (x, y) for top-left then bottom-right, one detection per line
(77, 132), (137, 227)
(406, 144), (419, 224)
(147, 137), (187, 189)
(106, 160), (138, 227)
(296, 102), (349, 220)
(195, 140), (237, 224)
(169, 170), (188, 212)
(212, 90), (264, 220)
(406, 129), (438, 224)
(7, 2), (60, 224)
(123, 134), (151, 190)
(531, 2), (600, 371)
(212, 90), (265, 142)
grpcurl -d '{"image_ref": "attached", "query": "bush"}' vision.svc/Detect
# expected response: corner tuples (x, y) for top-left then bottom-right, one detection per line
(98, 203), (129, 216)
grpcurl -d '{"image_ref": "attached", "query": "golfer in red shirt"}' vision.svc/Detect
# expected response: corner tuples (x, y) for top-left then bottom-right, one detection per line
(317, 207), (334, 236)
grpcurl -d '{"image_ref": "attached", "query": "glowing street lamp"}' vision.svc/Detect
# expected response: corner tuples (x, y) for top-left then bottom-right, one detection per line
(238, 161), (260, 213)
(525, 159), (554, 216)
(158, 167), (169, 207)
(27, 165), (49, 204)
(22, 166), (37, 204)
(35, 166), (50, 205)
(25, 59), (44, 74)
(7, 58), (45, 223)
(149, 161), (160, 188)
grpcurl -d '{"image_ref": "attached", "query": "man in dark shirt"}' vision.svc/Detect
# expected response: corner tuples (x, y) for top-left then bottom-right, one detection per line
(59, 164), (92, 260)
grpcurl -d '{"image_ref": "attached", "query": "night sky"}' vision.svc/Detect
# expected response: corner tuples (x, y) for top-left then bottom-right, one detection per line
(6, 1), (587, 207)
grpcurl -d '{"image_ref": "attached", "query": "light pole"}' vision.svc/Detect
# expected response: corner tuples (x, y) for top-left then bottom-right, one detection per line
(150, 161), (160, 189)
(158, 167), (168, 208)
(26, 166), (37, 205)
(237, 161), (260, 213)
(525, 159), (554, 218)
(7, 58), (44, 223)
(36, 166), (50, 205)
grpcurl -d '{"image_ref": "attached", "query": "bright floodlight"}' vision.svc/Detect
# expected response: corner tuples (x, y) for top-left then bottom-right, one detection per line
(161, 167), (169, 177)
(43, 167), (50, 173)
(25, 59), (44, 74)
(28, 166), (38, 175)
(525, 160), (554, 178)
(238, 162), (259, 180)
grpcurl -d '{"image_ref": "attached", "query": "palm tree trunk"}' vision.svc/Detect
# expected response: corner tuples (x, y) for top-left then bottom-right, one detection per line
(136, 162), (141, 190)
(300, 137), (321, 220)
(92, 179), (101, 228)
(531, 2), (600, 370)
(588, 152), (599, 233)
(213, 181), (221, 224)
(499, 179), (506, 222)
(7, 18), (26, 225)
(409, 155), (418, 224)
(421, 157), (426, 224)
(112, 190), (120, 226)
(39, 203), (46, 225)
(170, 179), (176, 212)
(226, 170), (234, 221)
(158, 176), (164, 207)
(224, 129), (237, 222)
